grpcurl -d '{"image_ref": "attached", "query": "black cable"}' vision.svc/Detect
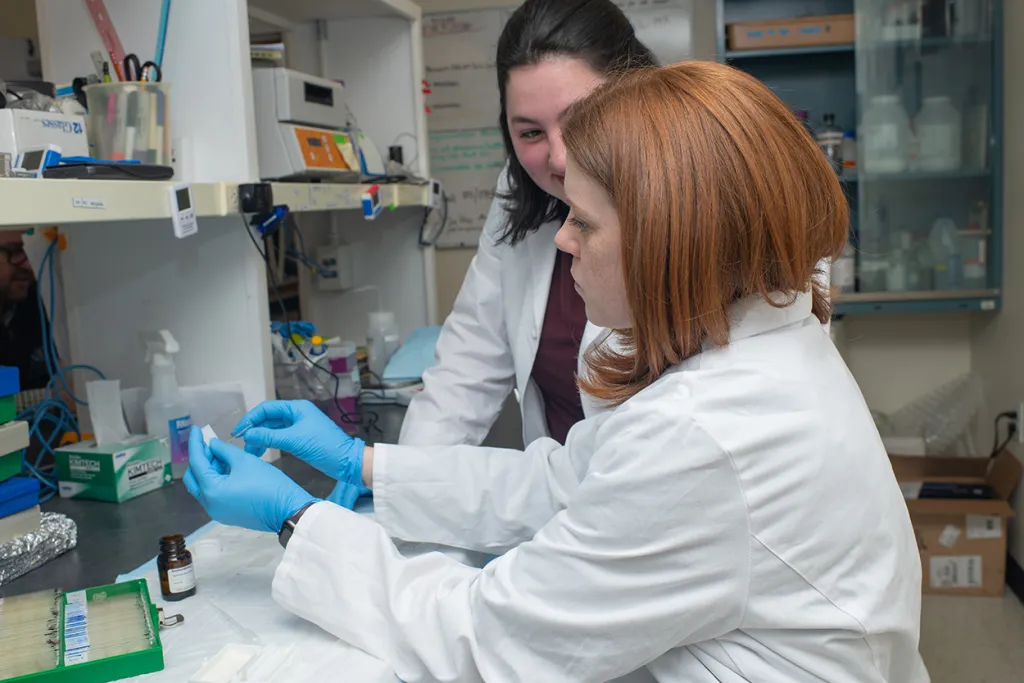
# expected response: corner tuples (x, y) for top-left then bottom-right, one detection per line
(242, 215), (383, 436)
(418, 190), (448, 247)
(991, 411), (1017, 457)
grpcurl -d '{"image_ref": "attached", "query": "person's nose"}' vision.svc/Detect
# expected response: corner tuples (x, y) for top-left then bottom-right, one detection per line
(554, 219), (579, 257)
(548, 129), (566, 175)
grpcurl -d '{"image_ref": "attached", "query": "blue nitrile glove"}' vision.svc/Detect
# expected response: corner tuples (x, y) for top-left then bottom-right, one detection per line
(184, 426), (318, 534)
(327, 481), (364, 510)
(234, 400), (369, 506)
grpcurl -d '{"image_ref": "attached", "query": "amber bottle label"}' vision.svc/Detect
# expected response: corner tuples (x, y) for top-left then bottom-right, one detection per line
(167, 564), (196, 594)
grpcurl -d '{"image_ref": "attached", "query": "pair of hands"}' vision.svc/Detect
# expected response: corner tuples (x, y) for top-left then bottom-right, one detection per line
(184, 401), (369, 534)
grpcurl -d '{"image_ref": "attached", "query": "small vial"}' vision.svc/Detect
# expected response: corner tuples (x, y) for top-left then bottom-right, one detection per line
(158, 534), (196, 602)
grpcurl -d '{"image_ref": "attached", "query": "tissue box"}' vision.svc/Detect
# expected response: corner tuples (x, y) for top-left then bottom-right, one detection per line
(55, 435), (172, 503)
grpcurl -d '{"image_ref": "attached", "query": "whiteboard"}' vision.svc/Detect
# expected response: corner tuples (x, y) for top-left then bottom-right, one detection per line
(424, 0), (694, 248)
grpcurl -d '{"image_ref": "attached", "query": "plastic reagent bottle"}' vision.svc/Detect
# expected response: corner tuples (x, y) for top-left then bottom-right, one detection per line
(142, 330), (193, 480)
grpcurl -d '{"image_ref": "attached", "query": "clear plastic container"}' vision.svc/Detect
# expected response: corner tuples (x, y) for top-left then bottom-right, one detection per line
(962, 259), (986, 289)
(861, 95), (911, 174)
(928, 217), (963, 290)
(886, 231), (913, 292)
(366, 311), (400, 381)
(84, 82), (171, 163)
(915, 96), (961, 172)
(832, 241), (856, 293)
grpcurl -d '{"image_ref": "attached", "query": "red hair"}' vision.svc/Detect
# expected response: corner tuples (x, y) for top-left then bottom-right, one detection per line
(562, 61), (848, 406)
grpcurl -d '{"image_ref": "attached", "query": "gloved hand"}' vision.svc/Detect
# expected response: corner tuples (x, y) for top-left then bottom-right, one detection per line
(234, 401), (368, 503)
(185, 426), (318, 534)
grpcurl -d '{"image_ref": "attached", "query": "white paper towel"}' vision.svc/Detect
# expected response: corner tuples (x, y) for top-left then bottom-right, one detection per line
(86, 380), (130, 446)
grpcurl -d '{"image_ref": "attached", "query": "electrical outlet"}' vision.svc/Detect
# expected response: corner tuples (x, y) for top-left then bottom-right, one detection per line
(1018, 402), (1024, 443)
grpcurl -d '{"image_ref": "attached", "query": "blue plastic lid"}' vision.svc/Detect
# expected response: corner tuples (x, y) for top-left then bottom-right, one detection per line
(0, 366), (19, 398)
(0, 476), (39, 503)
(843, 130), (856, 139)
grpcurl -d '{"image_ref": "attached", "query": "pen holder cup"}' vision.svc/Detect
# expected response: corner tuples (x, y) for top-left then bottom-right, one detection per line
(84, 82), (171, 164)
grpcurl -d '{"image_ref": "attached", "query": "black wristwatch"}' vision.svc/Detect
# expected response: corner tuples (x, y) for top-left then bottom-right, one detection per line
(278, 502), (317, 549)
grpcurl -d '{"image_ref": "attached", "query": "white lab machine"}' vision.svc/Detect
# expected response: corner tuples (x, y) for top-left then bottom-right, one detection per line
(252, 67), (360, 182)
(0, 109), (88, 159)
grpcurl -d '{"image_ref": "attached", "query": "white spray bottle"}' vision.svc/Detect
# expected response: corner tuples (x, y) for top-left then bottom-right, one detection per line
(142, 330), (192, 479)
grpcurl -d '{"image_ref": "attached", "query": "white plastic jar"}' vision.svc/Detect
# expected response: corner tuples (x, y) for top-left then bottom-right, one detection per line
(915, 96), (962, 172)
(861, 95), (911, 174)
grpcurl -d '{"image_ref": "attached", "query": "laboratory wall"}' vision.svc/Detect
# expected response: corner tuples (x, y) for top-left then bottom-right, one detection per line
(970, 1), (1024, 563)
(837, 315), (973, 415)
(0, 0), (36, 39)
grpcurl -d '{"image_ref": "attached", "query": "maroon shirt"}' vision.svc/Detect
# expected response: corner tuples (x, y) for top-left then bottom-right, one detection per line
(531, 250), (588, 444)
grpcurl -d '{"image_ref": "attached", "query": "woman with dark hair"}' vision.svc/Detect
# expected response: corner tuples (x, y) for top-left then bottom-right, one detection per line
(190, 61), (925, 682)
(399, 0), (657, 448)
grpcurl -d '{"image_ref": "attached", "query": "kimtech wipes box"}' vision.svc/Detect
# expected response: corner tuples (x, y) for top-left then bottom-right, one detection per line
(55, 435), (172, 503)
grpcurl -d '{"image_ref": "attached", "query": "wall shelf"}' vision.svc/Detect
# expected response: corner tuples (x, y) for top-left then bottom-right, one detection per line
(834, 289), (1001, 315)
(268, 182), (431, 213)
(247, 0), (420, 33)
(726, 44), (854, 60)
(0, 179), (235, 227)
(855, 169), (991, 183)
(0, 180), (433, 228)
(864, 35), (994, 51)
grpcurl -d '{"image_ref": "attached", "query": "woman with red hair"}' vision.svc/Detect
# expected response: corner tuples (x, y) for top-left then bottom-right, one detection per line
(188, 61), (927, 683)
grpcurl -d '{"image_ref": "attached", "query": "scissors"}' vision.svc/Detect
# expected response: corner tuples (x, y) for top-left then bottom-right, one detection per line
(123, 53), (162, 83)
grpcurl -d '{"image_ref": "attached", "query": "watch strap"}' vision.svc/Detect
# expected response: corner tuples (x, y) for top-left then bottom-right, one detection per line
(278, 501), (317, 549)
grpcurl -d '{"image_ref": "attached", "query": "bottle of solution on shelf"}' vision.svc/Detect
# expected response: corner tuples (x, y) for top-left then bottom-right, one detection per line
(962, 259), (986, 289)
(857, 205), (891, 292)
(862, 95), (911, 174)
(961, 200), (989, 290)
(841, 130), (857, 176)
(832, 240), (856, 293)
(816, 113), (844, 173)
(366, 311), (400, 383)
(142, 330), (192, 480)
(886, 231), (915, 292)
(928, 218), (963, 290)
(915, 96), (962, 172)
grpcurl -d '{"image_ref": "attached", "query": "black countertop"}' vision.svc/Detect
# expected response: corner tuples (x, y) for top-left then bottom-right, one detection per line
(0, 454), (336, 598)
(2, 399), (524, 599)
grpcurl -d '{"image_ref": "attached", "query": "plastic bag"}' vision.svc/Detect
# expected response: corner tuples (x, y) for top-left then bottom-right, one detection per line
(886, 373), (985, 457)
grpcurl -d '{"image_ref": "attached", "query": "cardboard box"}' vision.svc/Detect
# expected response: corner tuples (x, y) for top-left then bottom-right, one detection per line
(727, 14), (855, 51)
(55, 435), (172, 503)
(891, 452), (1022, 596)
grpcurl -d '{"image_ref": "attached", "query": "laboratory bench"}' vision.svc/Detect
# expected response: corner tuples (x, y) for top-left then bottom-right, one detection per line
(1, 398), (522, 598)
(0, 455), (334, 599)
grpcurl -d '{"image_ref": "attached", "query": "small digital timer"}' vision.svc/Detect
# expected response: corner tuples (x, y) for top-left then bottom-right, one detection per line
(168, 183), (198, 238)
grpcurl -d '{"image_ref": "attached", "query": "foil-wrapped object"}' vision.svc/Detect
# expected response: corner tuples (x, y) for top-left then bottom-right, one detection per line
(0, 513), (78, 586)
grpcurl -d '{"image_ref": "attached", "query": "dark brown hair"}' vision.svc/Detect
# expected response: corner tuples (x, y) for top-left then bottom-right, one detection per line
(563, 61), (848, 406)
(495, 0), (657, 245)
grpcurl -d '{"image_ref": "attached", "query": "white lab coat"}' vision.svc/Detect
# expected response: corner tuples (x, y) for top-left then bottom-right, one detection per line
(273, 292), (926, 683)
(399, 166), (831, 448)
(400, 166), (608, 447)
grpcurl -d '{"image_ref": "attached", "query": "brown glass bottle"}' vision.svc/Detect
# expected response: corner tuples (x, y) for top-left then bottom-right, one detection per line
(157, 534), (196, 601)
